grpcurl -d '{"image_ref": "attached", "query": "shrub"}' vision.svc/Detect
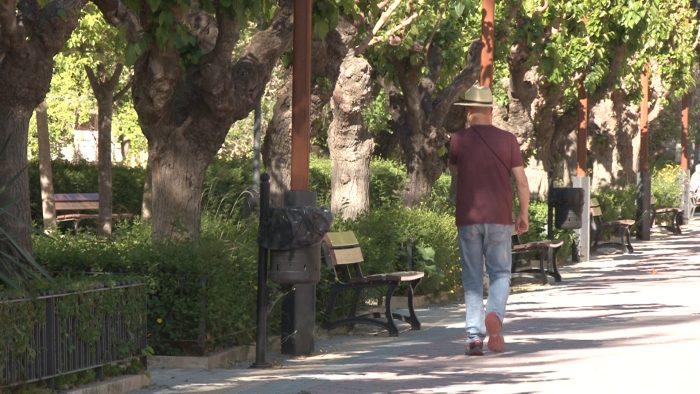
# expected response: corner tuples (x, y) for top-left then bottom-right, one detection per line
(652, 163), (684, 208)
(33, 214), (268, 356)
(334, 206), (460, 296)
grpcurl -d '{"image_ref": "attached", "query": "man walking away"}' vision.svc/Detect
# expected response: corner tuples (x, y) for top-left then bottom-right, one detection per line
(448, 85), (530, 356)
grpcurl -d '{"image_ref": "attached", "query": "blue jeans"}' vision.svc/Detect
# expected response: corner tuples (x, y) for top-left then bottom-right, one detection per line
(457, 224), (512, 340)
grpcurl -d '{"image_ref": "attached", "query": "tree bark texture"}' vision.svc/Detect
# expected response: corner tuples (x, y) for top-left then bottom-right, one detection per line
(328, 53), (374, 220)
(124, 1), (294, 240)
(262, 19), (353, 207)
(0, 109), (33, 256)
(141, 160), (153, 221)
(0, 0), (87, 256)
(86, 64), (124, 236)
(36, 100), (56, 231)
(393, 40), (482, 206)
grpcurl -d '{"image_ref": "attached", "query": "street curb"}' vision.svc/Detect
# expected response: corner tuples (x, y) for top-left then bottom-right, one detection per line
(63, 374), (150, 394)
(149, 337), (281, 369)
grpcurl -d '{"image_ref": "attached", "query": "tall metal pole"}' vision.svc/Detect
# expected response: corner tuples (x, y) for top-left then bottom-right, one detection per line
(252, 174), (270, 368)
(681, 95), (690, 171)
(282, 0), (316, 357)
(577, 82), (588, 177)
(681, 94), (691, 221)
(638, 64), (651, 240)
(253, 101), (262, 194)
(573, 80), (590, 262)
(290, 0), (312, 191)
(480, 0), (495, 90)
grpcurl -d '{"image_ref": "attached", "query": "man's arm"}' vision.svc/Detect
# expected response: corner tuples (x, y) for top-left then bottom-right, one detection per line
(512, 166), (529, 234)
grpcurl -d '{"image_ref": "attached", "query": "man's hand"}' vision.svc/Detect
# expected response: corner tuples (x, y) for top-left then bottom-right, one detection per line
(515, 212), (529, 234)
(512, 166), (530, 235)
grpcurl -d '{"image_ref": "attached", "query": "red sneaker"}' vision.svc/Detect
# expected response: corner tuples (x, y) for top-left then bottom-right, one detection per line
(485, 312), (505, 353)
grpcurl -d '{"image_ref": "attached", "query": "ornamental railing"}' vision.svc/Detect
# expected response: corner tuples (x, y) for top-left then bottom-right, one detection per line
(1, 282), (147, 388)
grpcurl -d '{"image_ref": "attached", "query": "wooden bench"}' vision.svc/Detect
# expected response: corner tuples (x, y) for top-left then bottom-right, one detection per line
(321, 231), (424, 336)
(55, 193), (133, 229)
(590, 197), (635, 253)
(511, 233), (563, 284)
(651, 198), (683, 235)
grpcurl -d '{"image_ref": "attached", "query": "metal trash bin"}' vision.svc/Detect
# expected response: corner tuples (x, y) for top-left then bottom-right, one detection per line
(258, 205), (332, 284)
(550, 187), (584, 230)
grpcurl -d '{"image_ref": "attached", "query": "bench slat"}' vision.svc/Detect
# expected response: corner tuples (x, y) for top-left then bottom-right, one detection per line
(331, 247), (364, 266)
(326, 231), (359, 248)
(55, 201), (100, 210)
(55, 193), (99, 202)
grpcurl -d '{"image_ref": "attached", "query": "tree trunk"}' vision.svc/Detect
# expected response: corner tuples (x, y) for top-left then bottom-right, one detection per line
(148, 132), (211, 241)
(0, 109), (33, 256)
(96, 94), (114, 235)
(0, 1), (86, 266)
(124, 2), (294, 240)
(328, 54), (374, 220)
(392, 41), (482, 206)
(262, 69), (293, 207)
(263, 20), (352, 207)
(141, 161), (153, 221)
(86, 63), (124, 236)
(36, 101), (57, 231)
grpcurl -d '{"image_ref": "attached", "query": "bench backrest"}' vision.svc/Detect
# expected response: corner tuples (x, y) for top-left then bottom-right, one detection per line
(323, 231), (366, 281)
(55, 193), (99, 212)
(590, 197), (603, 218)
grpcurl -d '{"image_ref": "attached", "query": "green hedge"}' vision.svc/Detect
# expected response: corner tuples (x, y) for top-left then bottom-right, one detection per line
(32, 216), (265, 356)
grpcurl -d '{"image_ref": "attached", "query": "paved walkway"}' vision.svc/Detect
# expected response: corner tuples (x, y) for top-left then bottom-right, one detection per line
(134, 221), (700, 394)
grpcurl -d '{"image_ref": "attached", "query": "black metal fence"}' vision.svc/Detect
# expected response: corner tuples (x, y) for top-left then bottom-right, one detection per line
(1, 283), (147, 388)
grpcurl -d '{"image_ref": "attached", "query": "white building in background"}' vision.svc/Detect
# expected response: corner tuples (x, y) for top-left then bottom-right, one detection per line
(60, 128), (126, 163)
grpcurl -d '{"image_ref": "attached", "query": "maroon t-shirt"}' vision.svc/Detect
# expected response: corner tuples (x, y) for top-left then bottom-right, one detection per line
(449, 125), (524, 227)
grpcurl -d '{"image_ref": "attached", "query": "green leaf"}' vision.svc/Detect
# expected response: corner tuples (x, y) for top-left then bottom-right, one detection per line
(146, 0), (161, 12)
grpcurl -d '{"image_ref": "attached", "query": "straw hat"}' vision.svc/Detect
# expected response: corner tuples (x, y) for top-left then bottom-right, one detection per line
(454, 85), (493, 107)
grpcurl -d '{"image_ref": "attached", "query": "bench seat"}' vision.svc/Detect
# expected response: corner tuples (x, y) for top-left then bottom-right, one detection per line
(512, 237), (563, 284)
(651, 207), (683, 235)
(55, 193), (133, 229)
(590, 198), (634, 253)
(322, 231), (424, 336)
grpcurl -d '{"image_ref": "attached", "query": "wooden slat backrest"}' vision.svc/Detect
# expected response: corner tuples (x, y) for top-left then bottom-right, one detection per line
(324, 231), (365, 267)
(55, 193), (99, 211)
(590, 197), (603, 217)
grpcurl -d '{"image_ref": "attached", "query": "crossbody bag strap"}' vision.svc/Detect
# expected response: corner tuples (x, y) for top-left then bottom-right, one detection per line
(471, 127), (511, 173)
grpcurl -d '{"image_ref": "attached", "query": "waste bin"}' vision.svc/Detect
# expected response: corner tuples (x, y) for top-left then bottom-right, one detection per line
(550, 187), (584, 230)
(258, 205), (332, 284)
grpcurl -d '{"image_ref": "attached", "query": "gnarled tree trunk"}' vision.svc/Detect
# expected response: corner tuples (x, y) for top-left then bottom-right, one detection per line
(262, 20), (351, 207)
(0, 1), (87, 260)
(328, 53), (374, 220)
(393, 41), (482, 206)
(116, 1), (295, 241)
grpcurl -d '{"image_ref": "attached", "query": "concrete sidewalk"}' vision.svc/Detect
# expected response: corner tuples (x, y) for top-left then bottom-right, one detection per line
(134, 222), (700, 394)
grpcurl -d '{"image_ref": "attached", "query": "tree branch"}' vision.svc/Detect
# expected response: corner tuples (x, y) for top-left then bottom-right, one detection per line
(353, 0), (402, 55)
(533, 0), (548, 15)
(114, 74), (131, 102)
(225, 0), (295, 121)
(429, 40), (482, 127)
(0, 0), (22, 51)
(91, 0), (142, 42)
(208, 7), (240, 64)
(378, 12), (418, 47)
(424, 0), (448, 59)
(84, 64), (99, 92)
(108, 63), (124, 90)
